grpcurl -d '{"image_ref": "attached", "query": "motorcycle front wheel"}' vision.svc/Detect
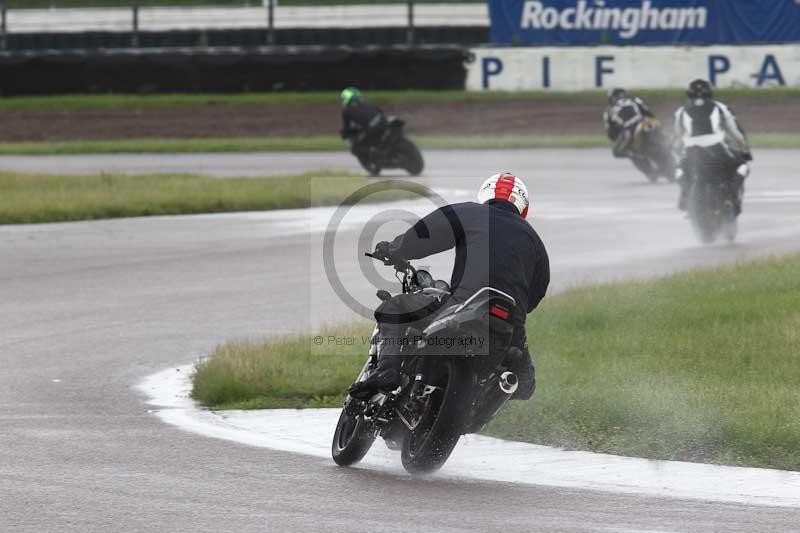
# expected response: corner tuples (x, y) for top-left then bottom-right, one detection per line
(396, 138), (424, 176)
(723, 217), (738, 243)
(689, 183), (720, 245)
(331, 402), (376, 467)
(357, 154), (381, 177)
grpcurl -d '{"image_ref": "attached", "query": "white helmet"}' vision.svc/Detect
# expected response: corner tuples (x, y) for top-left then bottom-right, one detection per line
(477, 172), (529, 218)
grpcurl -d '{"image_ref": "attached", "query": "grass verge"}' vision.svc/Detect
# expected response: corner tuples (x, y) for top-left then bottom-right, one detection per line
(0, 132), (795, 155)
(0, 171), (424, 224)
(1, 88), (799, 112)
(191, 255), (800, 470)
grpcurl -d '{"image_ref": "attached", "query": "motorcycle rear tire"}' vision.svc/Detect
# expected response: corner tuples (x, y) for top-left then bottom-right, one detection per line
(400, 358), (471, 475)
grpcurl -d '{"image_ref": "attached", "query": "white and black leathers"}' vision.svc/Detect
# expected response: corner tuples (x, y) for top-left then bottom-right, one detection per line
(603, 96), (654, 145)
(673, 97), (752, 211)
(673, 98), (750, 158)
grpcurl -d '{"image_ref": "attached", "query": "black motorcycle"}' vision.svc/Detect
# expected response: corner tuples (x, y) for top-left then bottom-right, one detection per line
(615, 118), (676, 183)
(331, 252), (521, 474)
(350, 117), (424, 177)
(686, 166), (740, 245)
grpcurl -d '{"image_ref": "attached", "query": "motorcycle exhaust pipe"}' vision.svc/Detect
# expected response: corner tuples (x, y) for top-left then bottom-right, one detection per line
(499, 371), (518, 395)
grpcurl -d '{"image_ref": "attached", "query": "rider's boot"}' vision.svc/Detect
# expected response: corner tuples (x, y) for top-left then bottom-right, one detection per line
(506, 346), (536, 401)
(348, 325), (403, 400)
(348, 356), (401, 400)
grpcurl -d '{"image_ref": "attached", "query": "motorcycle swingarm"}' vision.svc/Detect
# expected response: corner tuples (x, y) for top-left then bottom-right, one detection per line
(395, 383), (441, 431)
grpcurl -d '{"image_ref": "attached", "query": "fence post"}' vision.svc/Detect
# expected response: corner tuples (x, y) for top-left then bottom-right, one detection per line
(0, 0), (6, 52)
(406, 0), (414, 46)
(266, 0), (275, 45)
(131, 0), (140, 48)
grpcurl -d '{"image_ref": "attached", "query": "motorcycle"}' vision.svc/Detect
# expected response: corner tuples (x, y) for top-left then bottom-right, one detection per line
(685, 151), (743, 244)
(615, 117), (676, 183)
(350, 116), (424, 177)
(331, 251), (522, 474)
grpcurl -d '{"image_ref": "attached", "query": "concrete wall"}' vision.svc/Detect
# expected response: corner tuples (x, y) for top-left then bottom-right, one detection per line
(467, 45), (800, 91)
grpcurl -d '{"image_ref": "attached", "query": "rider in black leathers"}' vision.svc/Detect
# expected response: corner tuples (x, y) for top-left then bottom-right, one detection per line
(603, 88), (661, 180)
(349, 173), (550, 401)
(339, 87), (388, 162)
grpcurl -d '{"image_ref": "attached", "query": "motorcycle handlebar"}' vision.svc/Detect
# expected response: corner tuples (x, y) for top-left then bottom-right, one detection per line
(365, 252), (415, 274)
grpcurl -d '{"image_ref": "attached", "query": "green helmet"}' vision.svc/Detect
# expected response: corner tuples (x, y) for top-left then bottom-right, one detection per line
(339, 87), (361, 108)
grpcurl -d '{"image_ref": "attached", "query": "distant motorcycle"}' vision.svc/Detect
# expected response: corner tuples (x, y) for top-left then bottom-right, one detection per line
(685, 150), (744, 244)
(349, 117), (424, 177)
(332, 251), (521, 474)
(615, 118), (676, 183)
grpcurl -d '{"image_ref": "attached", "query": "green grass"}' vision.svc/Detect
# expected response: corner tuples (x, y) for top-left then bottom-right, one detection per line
(0, 132), (796, 155)
(1, 88), (799, 112)
(0, 137), (350, 155)
(192, 325), (373, 410)
(0, 170), (425, 224)
(191, 255), (800, 470)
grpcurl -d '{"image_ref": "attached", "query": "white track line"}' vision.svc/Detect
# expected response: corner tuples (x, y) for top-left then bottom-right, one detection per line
(138, 365), (800, 508)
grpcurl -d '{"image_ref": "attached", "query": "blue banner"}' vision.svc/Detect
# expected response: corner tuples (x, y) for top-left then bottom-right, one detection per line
(489, 0), (800, 46)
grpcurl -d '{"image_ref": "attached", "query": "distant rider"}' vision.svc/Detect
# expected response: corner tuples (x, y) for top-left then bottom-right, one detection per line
(339, 87), (388, 161)
(673, 79), (752, 214)
(603, 87), (661, 179)
(349, 173), (550, 402)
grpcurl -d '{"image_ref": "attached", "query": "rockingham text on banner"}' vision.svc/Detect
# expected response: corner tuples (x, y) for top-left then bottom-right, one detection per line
(488, 0), (800, 46)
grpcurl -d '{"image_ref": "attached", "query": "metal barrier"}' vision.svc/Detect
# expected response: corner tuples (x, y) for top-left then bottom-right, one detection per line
(0, 45), (470, 95)
(0, 2), (489, 50)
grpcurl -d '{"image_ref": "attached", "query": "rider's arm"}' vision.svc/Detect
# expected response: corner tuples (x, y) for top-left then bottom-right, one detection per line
(672, 107), (688, 176)
(673, 106), (688, 146)
(340, 109), (353, 139)
(603, 109), (616, 140)
(635, 97), (655, 118)
(388, 205), (462, 260)
(527, 244), (550, 313)
(717, 102), (751, 157)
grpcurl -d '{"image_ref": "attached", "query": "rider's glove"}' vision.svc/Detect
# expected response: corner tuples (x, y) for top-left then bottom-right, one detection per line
(374, 241), (391, 261)
(736, 163), (750, 179)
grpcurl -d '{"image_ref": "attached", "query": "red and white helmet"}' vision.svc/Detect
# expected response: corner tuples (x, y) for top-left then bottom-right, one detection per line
(477, 172), (529, 218)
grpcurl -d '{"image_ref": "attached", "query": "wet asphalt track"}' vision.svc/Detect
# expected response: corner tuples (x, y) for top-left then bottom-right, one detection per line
(2, 149), (800, 532)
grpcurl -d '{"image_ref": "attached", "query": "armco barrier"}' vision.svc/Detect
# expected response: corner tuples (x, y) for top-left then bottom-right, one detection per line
(467, 45), (798, 91)
(5, 27), (489, 51)
(0, 46), (469, 95)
